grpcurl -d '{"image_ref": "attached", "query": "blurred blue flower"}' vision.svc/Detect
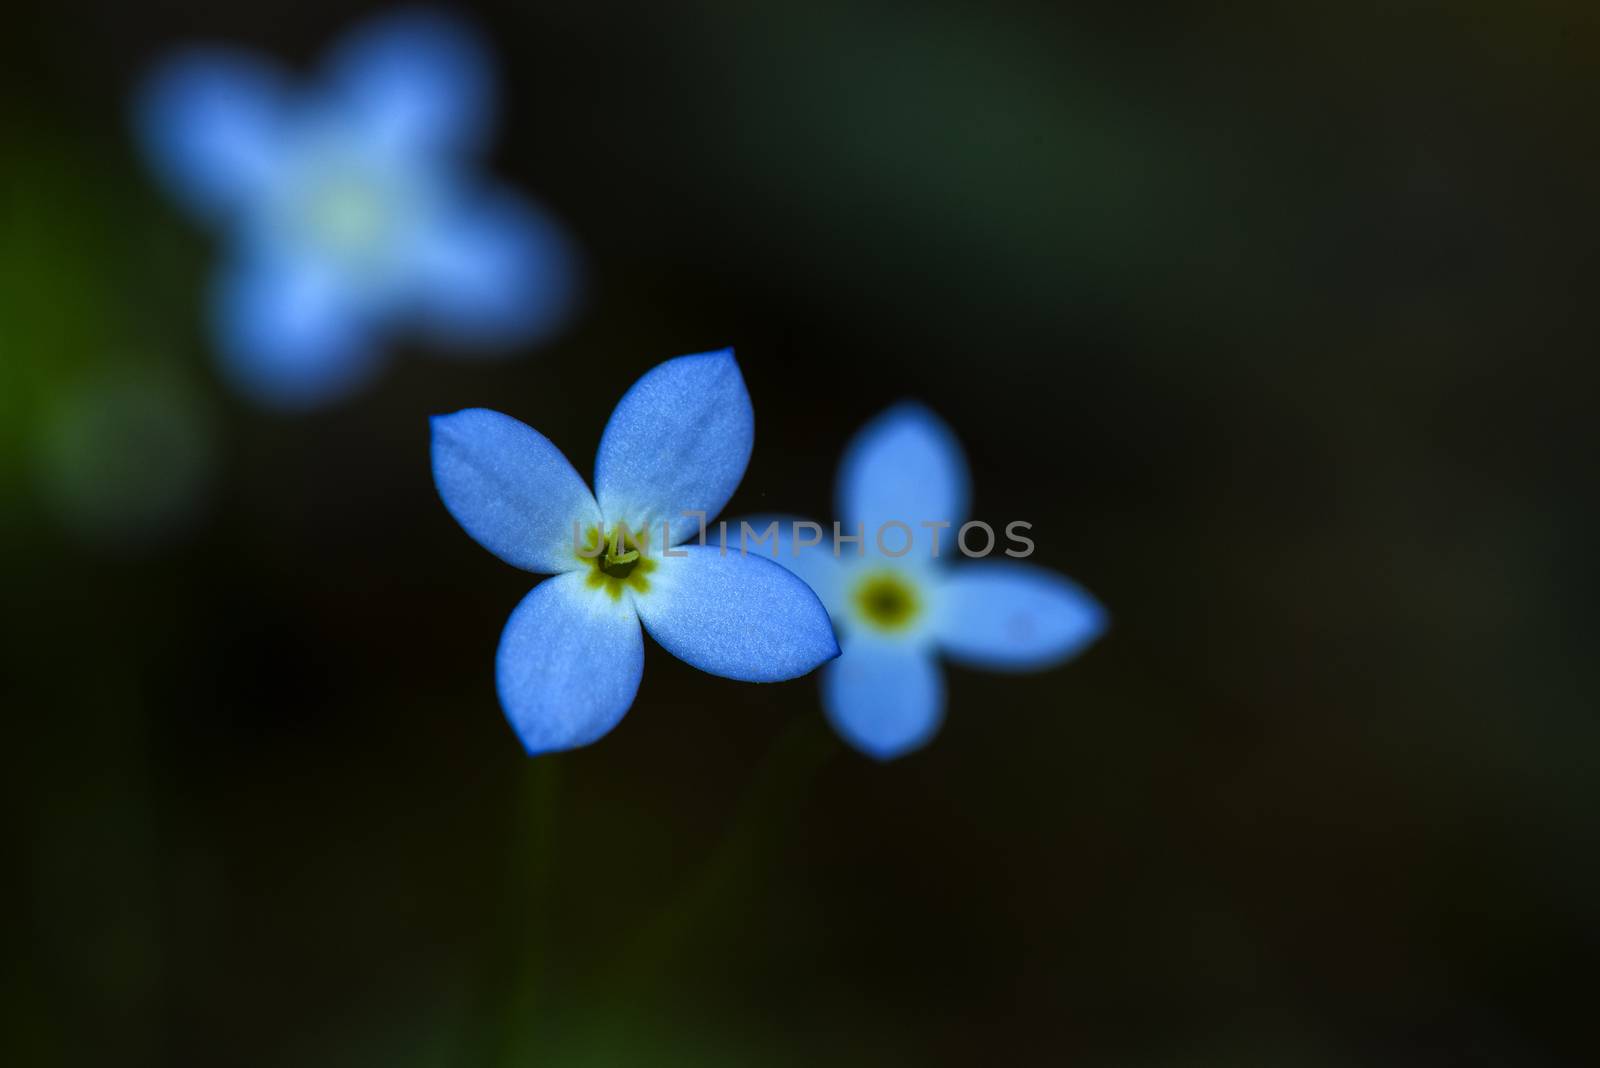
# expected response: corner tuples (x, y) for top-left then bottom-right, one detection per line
(744, 404), (1106, 760)
(134, 9), (578, 409)
(431, 349), (839, 755)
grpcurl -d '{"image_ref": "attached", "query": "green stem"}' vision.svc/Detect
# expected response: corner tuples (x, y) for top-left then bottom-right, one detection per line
(580, 718), (837, 1048)
(491, 760), (562, 1067)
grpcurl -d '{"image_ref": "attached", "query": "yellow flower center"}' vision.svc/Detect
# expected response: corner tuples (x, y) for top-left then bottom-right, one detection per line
(852, 570), (921, 632)
(576, 523), (656, 600)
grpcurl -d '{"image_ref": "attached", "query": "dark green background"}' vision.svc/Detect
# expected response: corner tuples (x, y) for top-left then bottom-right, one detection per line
(4, 2), (1597, 1064)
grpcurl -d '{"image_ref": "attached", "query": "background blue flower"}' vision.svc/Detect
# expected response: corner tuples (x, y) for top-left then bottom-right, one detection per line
(133, 8), (578, 409)
(431, 349), (838, 754)
(745, 403), (1106, 759)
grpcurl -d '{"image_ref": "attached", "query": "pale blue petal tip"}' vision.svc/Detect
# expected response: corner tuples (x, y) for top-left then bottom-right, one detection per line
(594, 349), (753, 546)
(134, 49), (289, 221)
(210, 257), (381, 410)
(727, 513), (850, 620)
(635, 547), (839, 683)
(936, 561), (1107, 673)
(429, 408), (599, 575)
(823, 643), (945, 760)
(326, 6), (495, 156)
(411, 193), (581, 350)
(496, 573), (644, 756)
(837, 400), (971, 553)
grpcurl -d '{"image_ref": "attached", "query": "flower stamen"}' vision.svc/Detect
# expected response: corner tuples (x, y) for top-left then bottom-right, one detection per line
(577, 523), (655, 600)
(599, 524), (641, 577)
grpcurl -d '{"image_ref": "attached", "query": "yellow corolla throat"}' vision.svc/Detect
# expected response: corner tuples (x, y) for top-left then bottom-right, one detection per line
(576, 523), (657, 600)
(851, 570), (922, 633)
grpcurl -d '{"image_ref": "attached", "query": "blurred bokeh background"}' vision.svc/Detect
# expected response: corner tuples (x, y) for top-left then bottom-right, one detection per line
(4, 1), (1598, 1064)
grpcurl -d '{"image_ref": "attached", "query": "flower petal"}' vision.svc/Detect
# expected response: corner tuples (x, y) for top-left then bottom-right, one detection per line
(723, 514), (850, 618)
(934, 561), (1105, 671)
(405, 188), (579, 350)
(822, 638), (945, 760)
(496, 572), (644, 755)
(431, 408), (602, 574)
(211, 252), (382, 410)
(837, 402), (970, 560)
(633, 545), (839, 682)
(593, 350), (753, 545)
(134, 49), (292, 221)
(324, 9), (493, 160)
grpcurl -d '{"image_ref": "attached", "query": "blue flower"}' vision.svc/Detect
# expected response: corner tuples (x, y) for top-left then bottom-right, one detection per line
(134, 9), (577, 409)
(741, 404), (1106, 760)
(431, 349), (840, 755)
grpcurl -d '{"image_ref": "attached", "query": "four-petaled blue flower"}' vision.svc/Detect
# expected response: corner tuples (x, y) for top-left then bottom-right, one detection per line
(431, 349), (840, 755)
(135, 8), (577, 409)
(743, 404), (1106, 760)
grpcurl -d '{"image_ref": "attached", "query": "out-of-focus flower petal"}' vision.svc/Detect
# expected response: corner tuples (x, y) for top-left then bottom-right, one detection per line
(822, 637), (945, 760)
(210, 253), (381, 409)
(134, 49), (292, 221)
(633, 545), (839, 682)
(406, 189), (579, 350)
(593, 350), (753, 545)
(496, 572), (644, 755)
(431, 409), (602, 574)
(837, 402), (969, 559)
(725, 514), (850, 618)
(324, 8), (493, 160)
(934, 561), (1105, 671)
